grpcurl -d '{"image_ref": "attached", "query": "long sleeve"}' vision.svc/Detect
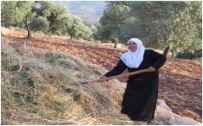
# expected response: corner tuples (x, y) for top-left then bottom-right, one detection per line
(104, 59), (127, 77)
(150, 50), (167, 70)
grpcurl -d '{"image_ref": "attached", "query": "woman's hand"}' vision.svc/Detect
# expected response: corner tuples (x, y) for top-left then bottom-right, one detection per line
(98, 76), (108, 82)
(148, 66), (156, 72)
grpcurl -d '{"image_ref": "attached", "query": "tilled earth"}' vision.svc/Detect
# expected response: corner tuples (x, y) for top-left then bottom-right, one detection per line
(2, 28), (202, 122)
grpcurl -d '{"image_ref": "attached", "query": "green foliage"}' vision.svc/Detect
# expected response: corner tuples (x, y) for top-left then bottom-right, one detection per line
(1, 1), (33, 27)
(167, 2), (202, 54)
(2, 1), (35, 38)
(97, 1), (130, 43)
(2, 1), (93, 41)
(98, 1), (202, 55)
(33, 1), (52, 18)
(64, 17), (93, 40)
(47, 4), (68, 35)
(1, 1), (19, 26)
(176, 49), (202, 59)
(30, 16), (49, 33)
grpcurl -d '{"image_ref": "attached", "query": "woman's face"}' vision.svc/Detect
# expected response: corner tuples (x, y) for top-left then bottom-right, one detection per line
(128, 42), (137, 52)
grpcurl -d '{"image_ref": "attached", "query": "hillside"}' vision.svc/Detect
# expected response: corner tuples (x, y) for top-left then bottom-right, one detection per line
(1, 28), (202, 124)
(53, 1), (105, 23)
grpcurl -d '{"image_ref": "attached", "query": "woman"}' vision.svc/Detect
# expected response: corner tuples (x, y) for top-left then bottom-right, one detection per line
(101, 38), (166, 122)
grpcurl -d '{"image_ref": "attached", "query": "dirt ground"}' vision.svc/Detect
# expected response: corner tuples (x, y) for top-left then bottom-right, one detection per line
(2, 28), (202, 122)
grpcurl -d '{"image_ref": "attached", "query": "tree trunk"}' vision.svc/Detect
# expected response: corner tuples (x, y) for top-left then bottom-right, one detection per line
(27, 28), (31, 39)
(114, 42), (117, 48)
(69, 34), (73, 40)
(25, 19), (31, 39)
(69, 29), (74, 40)
(171, 50), (175, 58)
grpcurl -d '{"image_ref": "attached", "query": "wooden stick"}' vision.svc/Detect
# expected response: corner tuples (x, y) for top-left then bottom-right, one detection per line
(82, 68), (151, 84)
(82, 46), (169, 84)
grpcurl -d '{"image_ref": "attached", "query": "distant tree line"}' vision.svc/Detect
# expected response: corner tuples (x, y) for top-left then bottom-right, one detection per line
(1, 1), (93, 40)
(95, 1), (202, 58)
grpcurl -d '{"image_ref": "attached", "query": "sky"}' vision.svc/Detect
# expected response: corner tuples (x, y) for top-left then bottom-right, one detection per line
(55, 1), (106, 21)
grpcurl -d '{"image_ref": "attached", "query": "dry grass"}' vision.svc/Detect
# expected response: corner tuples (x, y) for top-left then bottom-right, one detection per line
(1, 39), (138, 125)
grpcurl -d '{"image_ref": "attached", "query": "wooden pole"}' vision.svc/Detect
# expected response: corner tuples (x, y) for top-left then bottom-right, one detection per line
(82, 46), (169, 84)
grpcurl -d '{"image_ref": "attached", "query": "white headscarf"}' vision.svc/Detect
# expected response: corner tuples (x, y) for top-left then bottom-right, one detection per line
(120, 38), (145, 68)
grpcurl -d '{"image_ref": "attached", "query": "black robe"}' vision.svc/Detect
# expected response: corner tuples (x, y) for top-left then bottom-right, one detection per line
(104, 49), (166, 121)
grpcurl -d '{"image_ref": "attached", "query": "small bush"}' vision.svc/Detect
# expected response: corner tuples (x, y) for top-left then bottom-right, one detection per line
(45, 52), (66, 64)
(176, 49), (202, 59)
